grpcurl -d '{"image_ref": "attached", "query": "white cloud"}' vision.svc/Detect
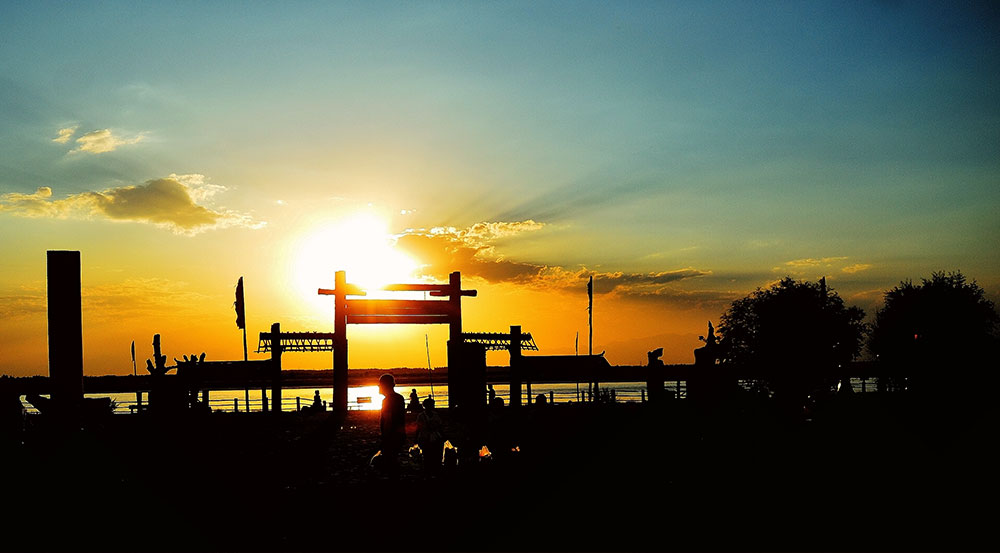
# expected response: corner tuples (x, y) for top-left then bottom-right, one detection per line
(70, 129), (144, 154)
(52, 127), (77, 144)
(842, 263), (873, 274)
(780, 257), (849, 269)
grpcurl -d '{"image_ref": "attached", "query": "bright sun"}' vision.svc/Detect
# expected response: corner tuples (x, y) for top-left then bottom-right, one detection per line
(292, 212), (419, 315)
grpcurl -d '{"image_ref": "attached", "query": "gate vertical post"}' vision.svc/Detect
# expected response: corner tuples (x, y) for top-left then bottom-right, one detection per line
(446, 271), (463, 410)
(333, 271), (349, 413)
(270, 322), (282, 414)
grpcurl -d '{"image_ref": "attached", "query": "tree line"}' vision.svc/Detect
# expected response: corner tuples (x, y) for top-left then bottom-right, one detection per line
(713, 271), (999, 409)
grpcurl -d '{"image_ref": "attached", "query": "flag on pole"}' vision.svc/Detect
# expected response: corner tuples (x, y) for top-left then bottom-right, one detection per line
(587, 276), (593, 313)
(235, 277), (246, 329)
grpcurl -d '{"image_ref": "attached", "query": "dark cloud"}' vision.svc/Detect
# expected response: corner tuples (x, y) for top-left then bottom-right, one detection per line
(0, 176), (263, 234)
(594, 269), (713, 294)
(394, 232), (544, 283)
(395, 223), (714, 302)
(82, 178), (222, 229)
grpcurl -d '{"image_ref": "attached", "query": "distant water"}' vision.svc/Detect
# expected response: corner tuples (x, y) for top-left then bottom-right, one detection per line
(20, 381), (658, 414)
(19, 378), (876, 415)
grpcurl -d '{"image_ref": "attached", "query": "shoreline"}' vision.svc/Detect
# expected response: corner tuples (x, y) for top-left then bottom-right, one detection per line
(4, 398), (998, 552)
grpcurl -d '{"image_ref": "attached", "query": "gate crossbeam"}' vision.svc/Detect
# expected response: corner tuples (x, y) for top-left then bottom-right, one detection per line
(257, 331), (336, 353)
(462, 331), (539, 352)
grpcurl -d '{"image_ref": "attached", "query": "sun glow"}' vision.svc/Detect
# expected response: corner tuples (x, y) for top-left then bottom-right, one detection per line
(292, 212), (419, 316)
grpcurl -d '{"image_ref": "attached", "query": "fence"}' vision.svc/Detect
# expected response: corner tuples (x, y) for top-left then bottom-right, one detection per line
(20, 377), (883, 415)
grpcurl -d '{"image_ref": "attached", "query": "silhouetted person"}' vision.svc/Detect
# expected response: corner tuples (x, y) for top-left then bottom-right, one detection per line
(536, 393), (547, 406)
(691, 321), (720, 404)
(488, 384), (496, 402)
(416, 397), (444, 472)
(310, 390), (322, 411)
(408, 388), (422, 412)
(647, 348), (665, 403)
(379, 374), (406, 475)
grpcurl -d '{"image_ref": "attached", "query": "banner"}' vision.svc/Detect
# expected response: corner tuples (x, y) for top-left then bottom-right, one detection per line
(235, 277), (245, 329)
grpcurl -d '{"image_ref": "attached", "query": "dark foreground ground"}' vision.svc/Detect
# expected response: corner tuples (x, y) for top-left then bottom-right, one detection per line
(3, 395), (998, 552)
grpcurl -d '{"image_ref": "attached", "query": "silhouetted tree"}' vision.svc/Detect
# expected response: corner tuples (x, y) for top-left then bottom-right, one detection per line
(868, 271), (999, 399)
(717, 277), (866, 412)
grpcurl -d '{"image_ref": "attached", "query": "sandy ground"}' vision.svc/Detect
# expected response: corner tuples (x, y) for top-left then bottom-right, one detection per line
(3, 397), (998, 552)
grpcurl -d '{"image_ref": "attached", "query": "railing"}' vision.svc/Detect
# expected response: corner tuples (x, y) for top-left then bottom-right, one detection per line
(20, 377), (883, 415)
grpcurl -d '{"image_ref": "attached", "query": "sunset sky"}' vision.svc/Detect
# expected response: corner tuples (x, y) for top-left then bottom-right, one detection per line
(2, 2), (998, 376)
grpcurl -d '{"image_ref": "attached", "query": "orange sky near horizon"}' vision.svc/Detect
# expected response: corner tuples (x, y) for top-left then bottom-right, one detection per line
(2, 240), (713, 377)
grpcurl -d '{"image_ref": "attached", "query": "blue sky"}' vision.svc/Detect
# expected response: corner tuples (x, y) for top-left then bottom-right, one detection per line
(1, 1), (998, 372)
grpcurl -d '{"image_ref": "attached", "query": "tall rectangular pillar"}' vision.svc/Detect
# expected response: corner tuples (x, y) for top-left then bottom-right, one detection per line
(47, 250), (84, 410)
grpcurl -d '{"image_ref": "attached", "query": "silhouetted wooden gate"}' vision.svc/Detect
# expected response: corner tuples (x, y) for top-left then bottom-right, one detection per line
(316, 270), (477, 412)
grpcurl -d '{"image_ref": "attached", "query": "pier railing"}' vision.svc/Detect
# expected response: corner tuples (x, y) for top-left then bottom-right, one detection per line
(21, 376), (888, 415)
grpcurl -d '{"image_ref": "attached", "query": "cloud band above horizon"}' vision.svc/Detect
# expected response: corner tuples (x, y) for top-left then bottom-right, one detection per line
(0, 175), (264, 234)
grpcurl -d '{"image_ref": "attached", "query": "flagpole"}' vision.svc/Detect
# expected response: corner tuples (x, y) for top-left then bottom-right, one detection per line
(575, 332), (579, 401)
(426, 334), (434, 398)
(588, 276), (593, 356)
(588, 275), (595, 400)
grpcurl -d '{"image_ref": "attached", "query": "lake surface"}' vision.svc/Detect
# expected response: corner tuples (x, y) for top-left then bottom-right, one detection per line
(20, 381), (661, 414)
(20, 378), (876, 414)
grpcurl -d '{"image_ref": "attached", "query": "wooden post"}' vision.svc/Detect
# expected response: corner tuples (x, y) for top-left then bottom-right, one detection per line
(202, 389), (209, 409)
(446, 272), (463, 411)
(333, 271), (349, 413)
(677, 380), (682, 399)
(296, 397), (301, 411)
(245, 389), (250, 412)
(549, 391), (553, 405)
(234, 398), (238, 412)
(448, 272), (463, 345)
(261, 389), (268, 412)
(509, 326), (522, 408)
(46, 250), (84, 419)
(270, 322), (282, 414)
(447, 340), (459, 410)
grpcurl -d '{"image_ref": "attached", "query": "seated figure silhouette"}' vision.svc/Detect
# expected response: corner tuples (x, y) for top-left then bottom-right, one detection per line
(647, 347), (666, 402)
(694, 322), (718, 367)
(408, 388), (423, 412)
(301, 390), (323, 414)
(416, 397), (444, 472)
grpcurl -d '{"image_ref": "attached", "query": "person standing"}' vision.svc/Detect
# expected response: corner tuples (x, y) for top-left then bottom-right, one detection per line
(379, 374), (406, 475)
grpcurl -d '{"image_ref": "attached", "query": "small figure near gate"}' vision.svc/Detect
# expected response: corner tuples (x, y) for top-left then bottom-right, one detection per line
(408, 388), (423, 412)
(416, 397), (445, 472)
